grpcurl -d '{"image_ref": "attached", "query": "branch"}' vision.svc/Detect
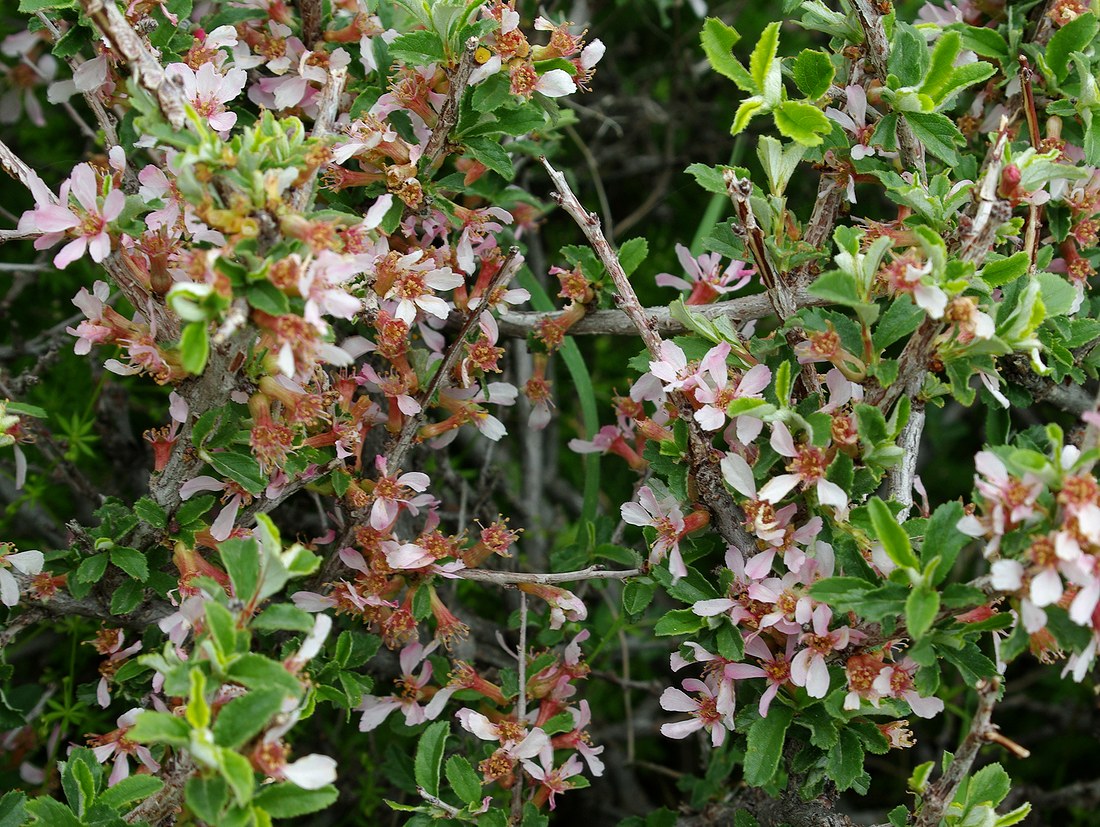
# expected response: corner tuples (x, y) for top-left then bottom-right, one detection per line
(913, 679), (1000, 827)
(78, 0), (188, 129)
(0, 137), (52, 201)
(495, 289), (822, 338)
(289, 65), (347, 213)
(299, 0), (323, 46)
(885, 401), (924, 520)
(387, 247), (523, 471)
(455, 565), (642, 586)
(511, 591), (528, 822)
(724, 169), (820, 398)
(850, 0), (925, 179)
(420, 38), (479, 174)
(541, 157), (757, 553)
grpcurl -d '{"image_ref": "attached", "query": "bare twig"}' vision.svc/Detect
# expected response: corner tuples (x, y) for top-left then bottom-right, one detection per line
(724, 169), (820, 398)
(420, 38), (479, 173)
(0, 137), (52, 200)
(456, 565), (642, 586)
(512, 591), (528, 822)
(495, 289), (821, 338)
(913, 679), (1000, 827)
(885, 402), (924, 520)
(387, 247), (523, 471)
(289, 66), (347, 213)
(299, 0), (323, 46)
(541, 157), (757, 553)
(79, 0), (188, 129)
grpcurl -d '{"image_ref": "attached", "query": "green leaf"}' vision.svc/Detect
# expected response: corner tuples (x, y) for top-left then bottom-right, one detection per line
(219, 749), (255, 807)
(743, 706), (794, 786)
(445, 755), (482, 805)
(792, 50), (834, 99)
(868, 497), (919, 569)
(967, 763), (1010, 807)
(97, 775), (164, 811)
(220, 538), (261, 605)
(254, 783), (338, 818)
(23, 797), (81, 827)
(110, 579), (145, 615)
(1048, 13), (1098, 81)
(179, 321), (210, 375)
(750, 22), (781, 96)
(177, 494), (216, 525)
(18, 0), (75, 10)
(889, 22), (929, 87)
(253, 603), (316, 632)
(904, 112), (963, 165)
(622, 579), (657, 616)
(388, 30), (446, 65)
(873, 296), (924, 350)
(111, 547), (149, 581)
(919, 31), (962, 104)
(906, 586), (940, 640)
(826, 729), (865, 791)
(213, 689), (287, 749)
(951, 25), (1009, 65)
(1037, 272), (1077, 317)
(206, 452), (266, 496)
(0, 792), (27, 827)
(185, 776), (228, 824)
(128, 710), (191, 747)
(60, 751), (96, 817)
(654, 608), (706, 636)
(462, 137), (514, 179)
(700, 17), (754, 90)
(731, 97), (765, 135)
(226, 654), (303, 698)
(923, 501), (967, 584)
(414, 720), (450, 797)
(773, 101), (831, 146)
(205, 601), (239, 660)
(618, 238), (649, 276)
(980, 252), (1029, 288)
(471, 72), (511, 112)
(808, 269), (863, 306)
(134, 497), (168, 529)
(247, 282), (291, 316)
(75, 553), (109, 584)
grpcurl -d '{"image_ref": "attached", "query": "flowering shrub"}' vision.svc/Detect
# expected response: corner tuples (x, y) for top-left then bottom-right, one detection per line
(3, 0), (1100, 825)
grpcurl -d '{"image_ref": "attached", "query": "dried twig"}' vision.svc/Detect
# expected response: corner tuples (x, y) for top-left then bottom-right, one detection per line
(0, 137), (51, 200)
(913, 679), (1000, 827)
(289, 66), (347, 213)
(299, 0), (323, 46)
(511, 591), (528, 821)
(455, 565), (642, 586)
(79, 0), (187, 129)
(387, 247), (523, 471)
(420, 38), (479, 173)
(542, 157), (756, 553)
(885, 402), (924, 520)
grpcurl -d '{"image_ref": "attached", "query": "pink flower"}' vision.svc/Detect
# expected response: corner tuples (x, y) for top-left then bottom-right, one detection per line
(0, 547), (43, 607)
(18, 164), (124, 268)
(758, 423), (849, 518)
(656, 244), (754, 304)
(358, 640), (455, 731)
(88, 709), (160, 787)
(872, 658), (944, 718)
(790, 605), (863, 698)
(659, 678), (735, 746)
(694, 356), (771, 434)
(521, 754), (585, 810)
(164, 62), (247, 133)
(369, 456), (433, 530)
(825, 85), (884, 161)
(621, 486), (687, 581)
(455, 709), (550, 763)
(724, 635), (797, 717)
(179, 475), (247, 542)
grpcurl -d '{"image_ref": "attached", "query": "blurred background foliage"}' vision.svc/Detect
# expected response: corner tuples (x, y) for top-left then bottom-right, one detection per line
(1, 0), (1099, 824)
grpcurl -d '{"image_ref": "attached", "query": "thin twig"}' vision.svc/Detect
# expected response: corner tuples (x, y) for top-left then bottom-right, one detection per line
(913, 680), (1000, 827)
(541, 157), (757, 552)
(511, 591), (528, 822)
(850, 0), (925, 179)
(420, 38), (479, 174)
(289, 66), (347, 213)
(885, 402), (924, 520)
(387, 247), (523, 471)
(0, 137), (53, 201)
(299, 0), (323, 46)
(456, 565), (642, 586)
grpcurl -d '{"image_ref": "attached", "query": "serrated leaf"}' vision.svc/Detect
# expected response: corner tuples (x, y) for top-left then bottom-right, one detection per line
(906, 585), (940, 640)
(700, 17), (754, 90)
(904, 112), (963, 165)
(414, 720), (450, 798)
(445, 755), (482, 805)
(750, 22), (781, 96)
(1048, 13), (1098, 82)
(388, 30), (445, 65)
(792, 50), (834, 99)
(618, 238), (648, 276)
(213, 689), (286, 749)
(110, 579), (144, 615)
(980, 252), (1029, 288)
(826, 729), (865, 791)
(128, 710), (191, 747)
(622, 579), (656, 616)
(75, 553), (109, 583)
(185, 776), (228, 824)
(254, 783), (339, 818)
(868, 497), (919, 569)
(111, 547), (149, 581)
(206, 452), (266, 496)
(743, 706), (793, 786)
(654, 608), (706, 636)
(97, 775), (164, 811)
(179, 321), (210, 375)
(773, 100), (831, 146)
